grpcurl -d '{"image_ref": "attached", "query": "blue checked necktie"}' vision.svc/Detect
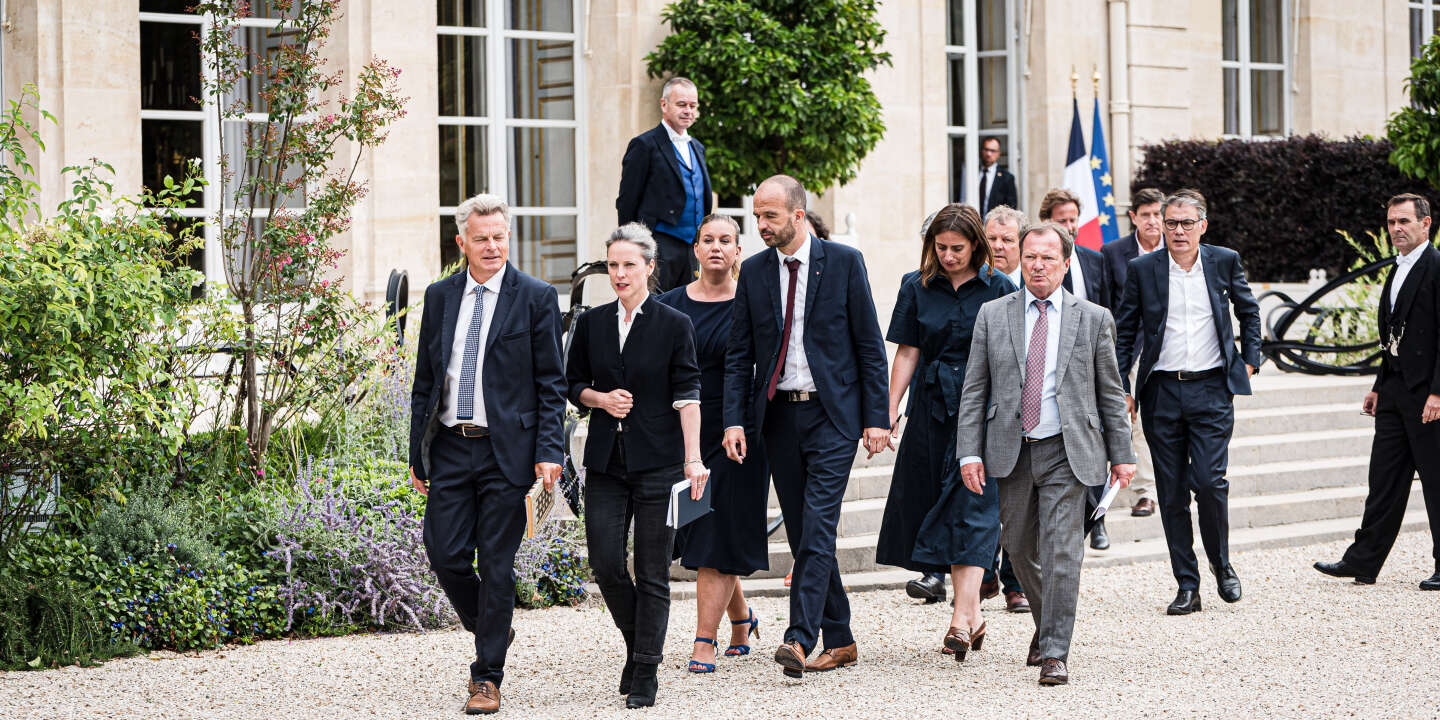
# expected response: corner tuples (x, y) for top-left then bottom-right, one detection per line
(456, 286), (485, 421)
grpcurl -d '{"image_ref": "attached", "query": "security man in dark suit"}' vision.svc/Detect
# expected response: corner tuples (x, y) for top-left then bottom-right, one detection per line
(616, 76), (713, 292)
(976, 136), (1019, 214)
(408, 194), (567, 715)
(722, 175), (890, 680)
(1316, 193), (1440, 590)
(1115, 189), (1262, 616)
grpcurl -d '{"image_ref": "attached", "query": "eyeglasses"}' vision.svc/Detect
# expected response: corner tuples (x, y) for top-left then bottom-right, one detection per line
(1163, 218), (1204, 231)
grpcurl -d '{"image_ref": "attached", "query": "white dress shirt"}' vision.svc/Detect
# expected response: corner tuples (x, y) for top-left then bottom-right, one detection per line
(662, 119), (694, 169)
(1006, 267), (1022, 290)
(440, 265), (506, 427)
(1389, 242), (1426, 309)
(1066, 252), (1088, 303)
(960, 287), (1064, 467)
(1153, 253), (1224, 372)
(618, 294), (699, 410)
(775, 235), (818, 392)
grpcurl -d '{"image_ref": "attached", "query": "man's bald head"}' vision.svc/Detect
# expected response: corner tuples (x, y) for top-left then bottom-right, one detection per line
(756, 175), (807, 213)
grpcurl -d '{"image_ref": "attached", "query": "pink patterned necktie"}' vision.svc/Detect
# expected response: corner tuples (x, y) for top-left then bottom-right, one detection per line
(1020, 299), (1050, 433)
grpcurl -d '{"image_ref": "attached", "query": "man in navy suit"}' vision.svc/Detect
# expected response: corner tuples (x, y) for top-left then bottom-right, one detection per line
(976, 137), (1019, 214)
(616, 77), (713, 292)
(408, 194), (567, 715)
(723, 175), (890, 679)
(1115, 189), (1262, 616)
(1100, 187), (1167, 518)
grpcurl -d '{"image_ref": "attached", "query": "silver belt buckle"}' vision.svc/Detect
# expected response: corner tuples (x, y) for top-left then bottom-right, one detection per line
(792, 390), (812, 402)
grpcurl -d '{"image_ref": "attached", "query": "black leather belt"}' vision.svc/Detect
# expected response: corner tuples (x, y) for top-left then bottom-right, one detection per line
(774, 390), (817, 403)
(446, 424), (490, 438)
(1152, 367), (1223, 381)
(1022, 433), (1062, 445)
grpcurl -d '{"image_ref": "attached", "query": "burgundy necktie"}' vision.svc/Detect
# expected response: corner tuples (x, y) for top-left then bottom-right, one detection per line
(767, 258), (801, 401)
(1020, 299), (1050, 433)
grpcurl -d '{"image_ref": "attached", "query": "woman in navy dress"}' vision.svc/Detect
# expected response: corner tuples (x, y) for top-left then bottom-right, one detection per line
(658, 215), (769, 674)
(875, 203), (1015, 661)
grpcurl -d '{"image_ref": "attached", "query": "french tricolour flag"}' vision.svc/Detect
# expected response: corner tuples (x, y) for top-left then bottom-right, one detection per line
(1061, 98), (1102, 251)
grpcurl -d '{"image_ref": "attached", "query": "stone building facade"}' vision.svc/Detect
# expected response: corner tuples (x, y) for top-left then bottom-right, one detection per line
(2, 0), (1432, 311)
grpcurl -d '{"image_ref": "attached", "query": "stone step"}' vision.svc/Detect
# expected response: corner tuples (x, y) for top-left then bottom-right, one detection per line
(1233, 374), (1372, 410)
(667, 510), (1430, 599)
(1227, 427), (1373, 466)
(766, 497), (886, 544)
(766, 465), (893, 509)
(1096, 482), (1421, 545)
(1232, 402), (1371, 435)
(1226, 455), (1371, 497)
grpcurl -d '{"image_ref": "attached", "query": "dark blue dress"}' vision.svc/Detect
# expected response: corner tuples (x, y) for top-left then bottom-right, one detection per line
(658, 286), (770, 576)
(875, 267), (1016, 572)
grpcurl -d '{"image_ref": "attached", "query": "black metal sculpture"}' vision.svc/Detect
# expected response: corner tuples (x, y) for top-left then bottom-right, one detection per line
(1258, 257), (1391, 376)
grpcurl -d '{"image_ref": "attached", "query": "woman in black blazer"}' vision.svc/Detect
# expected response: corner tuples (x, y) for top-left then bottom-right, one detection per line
(566, 223), (707, 709)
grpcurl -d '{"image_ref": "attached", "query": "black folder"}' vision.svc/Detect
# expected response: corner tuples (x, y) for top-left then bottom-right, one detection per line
(666, 475), (713, 529)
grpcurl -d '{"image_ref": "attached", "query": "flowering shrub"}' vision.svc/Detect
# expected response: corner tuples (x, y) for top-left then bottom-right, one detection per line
(514, 520), (589, 608)
(272, 457), (449, 634)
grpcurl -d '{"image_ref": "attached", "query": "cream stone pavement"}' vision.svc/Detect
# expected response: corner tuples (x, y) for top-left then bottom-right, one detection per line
(3, 532), (1437, 719)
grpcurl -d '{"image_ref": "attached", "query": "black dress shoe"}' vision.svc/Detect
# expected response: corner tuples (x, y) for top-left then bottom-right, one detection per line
(1212, 564), (1242, 603)
(906, 572), (947, 604)
(1420, 566), (1440, 591)
(1089, 518), (1110, 551)
(1166, 589), (1201, 615)
(624, 663), (658, 709)
(1313, 560), (1376, 585)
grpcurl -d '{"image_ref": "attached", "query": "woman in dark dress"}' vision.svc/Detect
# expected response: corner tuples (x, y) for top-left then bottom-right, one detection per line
(874, 203), (1015, 662)
(658, 215), (769, 674)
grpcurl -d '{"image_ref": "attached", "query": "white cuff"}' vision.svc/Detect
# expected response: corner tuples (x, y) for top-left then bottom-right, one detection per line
(672, 399), (701, 410)
(958, 455), (983, 467)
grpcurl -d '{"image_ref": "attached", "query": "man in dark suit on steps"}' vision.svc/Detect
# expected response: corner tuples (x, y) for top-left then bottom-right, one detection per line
(976, 137), (1019, 214)
(723, 175), (890, 680)
(1316, 193), (1440, 590)
(408, 194), (567, 715)
(616, 76), (713, 292)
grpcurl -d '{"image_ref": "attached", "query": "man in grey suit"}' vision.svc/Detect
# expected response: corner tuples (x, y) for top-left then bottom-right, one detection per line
(956, 222), (1136, 686)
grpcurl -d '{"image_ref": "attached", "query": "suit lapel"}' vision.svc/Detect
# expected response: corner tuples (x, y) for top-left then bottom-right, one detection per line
(655, 124), (685, 182)
(764, 249), (783, 331)
(803, 237), (826, 329)
(438, 272), (465, 372)
(1055, 291), (1081, 384)
(483, 263), (518, 356)
(1009, 292), (1027, 373)
(620, 298), (651, 368)
(598, 301), (622, 369)
(1152, 250), (1170, 330)
(1390, 248), (1433, 328)
(1200, 245), (1230, 348)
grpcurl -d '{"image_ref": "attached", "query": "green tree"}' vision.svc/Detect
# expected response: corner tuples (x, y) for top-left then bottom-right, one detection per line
(645, 0), (891, 197)
(1388, 34), (1440, 190)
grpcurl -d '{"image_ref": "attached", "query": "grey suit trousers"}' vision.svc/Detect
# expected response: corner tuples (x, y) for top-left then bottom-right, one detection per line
(997, 434), (1088, 662)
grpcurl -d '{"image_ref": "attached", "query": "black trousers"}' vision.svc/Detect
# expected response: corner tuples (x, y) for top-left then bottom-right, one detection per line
(765, 398), (855, 652)
(1342, 373), (1440, 575)
(1140, 372), (1234, 591)
(423, 431), (528, 687)
(585, 438), (678, 665)
(654, 231), (698, 293)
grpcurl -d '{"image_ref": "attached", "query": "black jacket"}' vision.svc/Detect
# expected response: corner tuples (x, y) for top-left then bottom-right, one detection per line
(566, 296), (701, 473)
(1067, 244), (1110, 310)
(1101, 231), (1143, 306)
(979, 167), (1018, 214)
(616, 123), (713, 231)
(408, 265), (567, 485)
(1375, 245), (1440, 396)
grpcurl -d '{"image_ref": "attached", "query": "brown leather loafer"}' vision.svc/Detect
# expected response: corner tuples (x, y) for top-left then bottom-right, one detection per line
(804, 642), (858, 672)
(1131, 498), (1157, 517)
(774, 641), (808, 678)
(1005, 591), (1030, 613)
(1026, 630), (1043, 666)
(1039, 658), (1069, 685)
(979, 578), (1000, 601)
(465, 680), (500, 715)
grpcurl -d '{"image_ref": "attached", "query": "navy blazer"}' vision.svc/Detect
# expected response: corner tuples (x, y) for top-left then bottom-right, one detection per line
(1114, 244), (1263, 398)
(1375, 245), (1440, 395)
(616, 123), (714, 232)
(980, 167), (1018, 215)
(565, 296), (701, 473)
(408, 264), (567, 486)
(723, 237), (890, 441)
(1100, 231), (1142, 306)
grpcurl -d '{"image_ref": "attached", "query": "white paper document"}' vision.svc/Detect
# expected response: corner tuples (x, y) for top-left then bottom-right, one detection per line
(1090, 479), (1123, 521)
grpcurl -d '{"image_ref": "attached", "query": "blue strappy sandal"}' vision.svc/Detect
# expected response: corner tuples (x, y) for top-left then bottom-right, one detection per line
(724, 609), (761, 656)
(688, 637), (718, 673)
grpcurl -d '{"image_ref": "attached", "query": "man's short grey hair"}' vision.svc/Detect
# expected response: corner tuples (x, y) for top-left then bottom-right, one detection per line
(1018, 221), (1074, 260)
(1164, 189), (1208, 219)
(984, 205), (1027, 231)
(454, 194), (511, 234)
(606, 222), (659, 263)
(661, 76), (697, 101)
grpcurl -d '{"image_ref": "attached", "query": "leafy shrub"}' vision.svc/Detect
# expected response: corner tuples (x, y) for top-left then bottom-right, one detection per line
(1389, 34), (1440, 189)
(83, 481), (226, 569)
(0, 535), (136, 669)
(514, 520), (589, 608)
(1133, 135), (1438, 281)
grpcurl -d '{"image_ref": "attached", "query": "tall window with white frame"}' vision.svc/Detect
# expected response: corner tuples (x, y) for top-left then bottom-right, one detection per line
(140, 1), (301, 283)
(437, 0), (581, 286)
(1222, 0), (1290, 138)
(1411, 0), (1440, 59)
(946, 0), (1018, 208)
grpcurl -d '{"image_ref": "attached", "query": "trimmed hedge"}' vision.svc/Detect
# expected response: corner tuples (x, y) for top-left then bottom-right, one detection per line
(1132, 135), (1438, 281)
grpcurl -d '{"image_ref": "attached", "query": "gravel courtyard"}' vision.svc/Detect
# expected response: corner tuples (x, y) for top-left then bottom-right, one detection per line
(3, 531), (1437, 720)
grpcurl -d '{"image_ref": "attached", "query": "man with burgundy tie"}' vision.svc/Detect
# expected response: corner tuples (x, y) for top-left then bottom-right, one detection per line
(408, 194), (567, 714)
(956, 221), (1135, 685)
(723, 174), (890, 680)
